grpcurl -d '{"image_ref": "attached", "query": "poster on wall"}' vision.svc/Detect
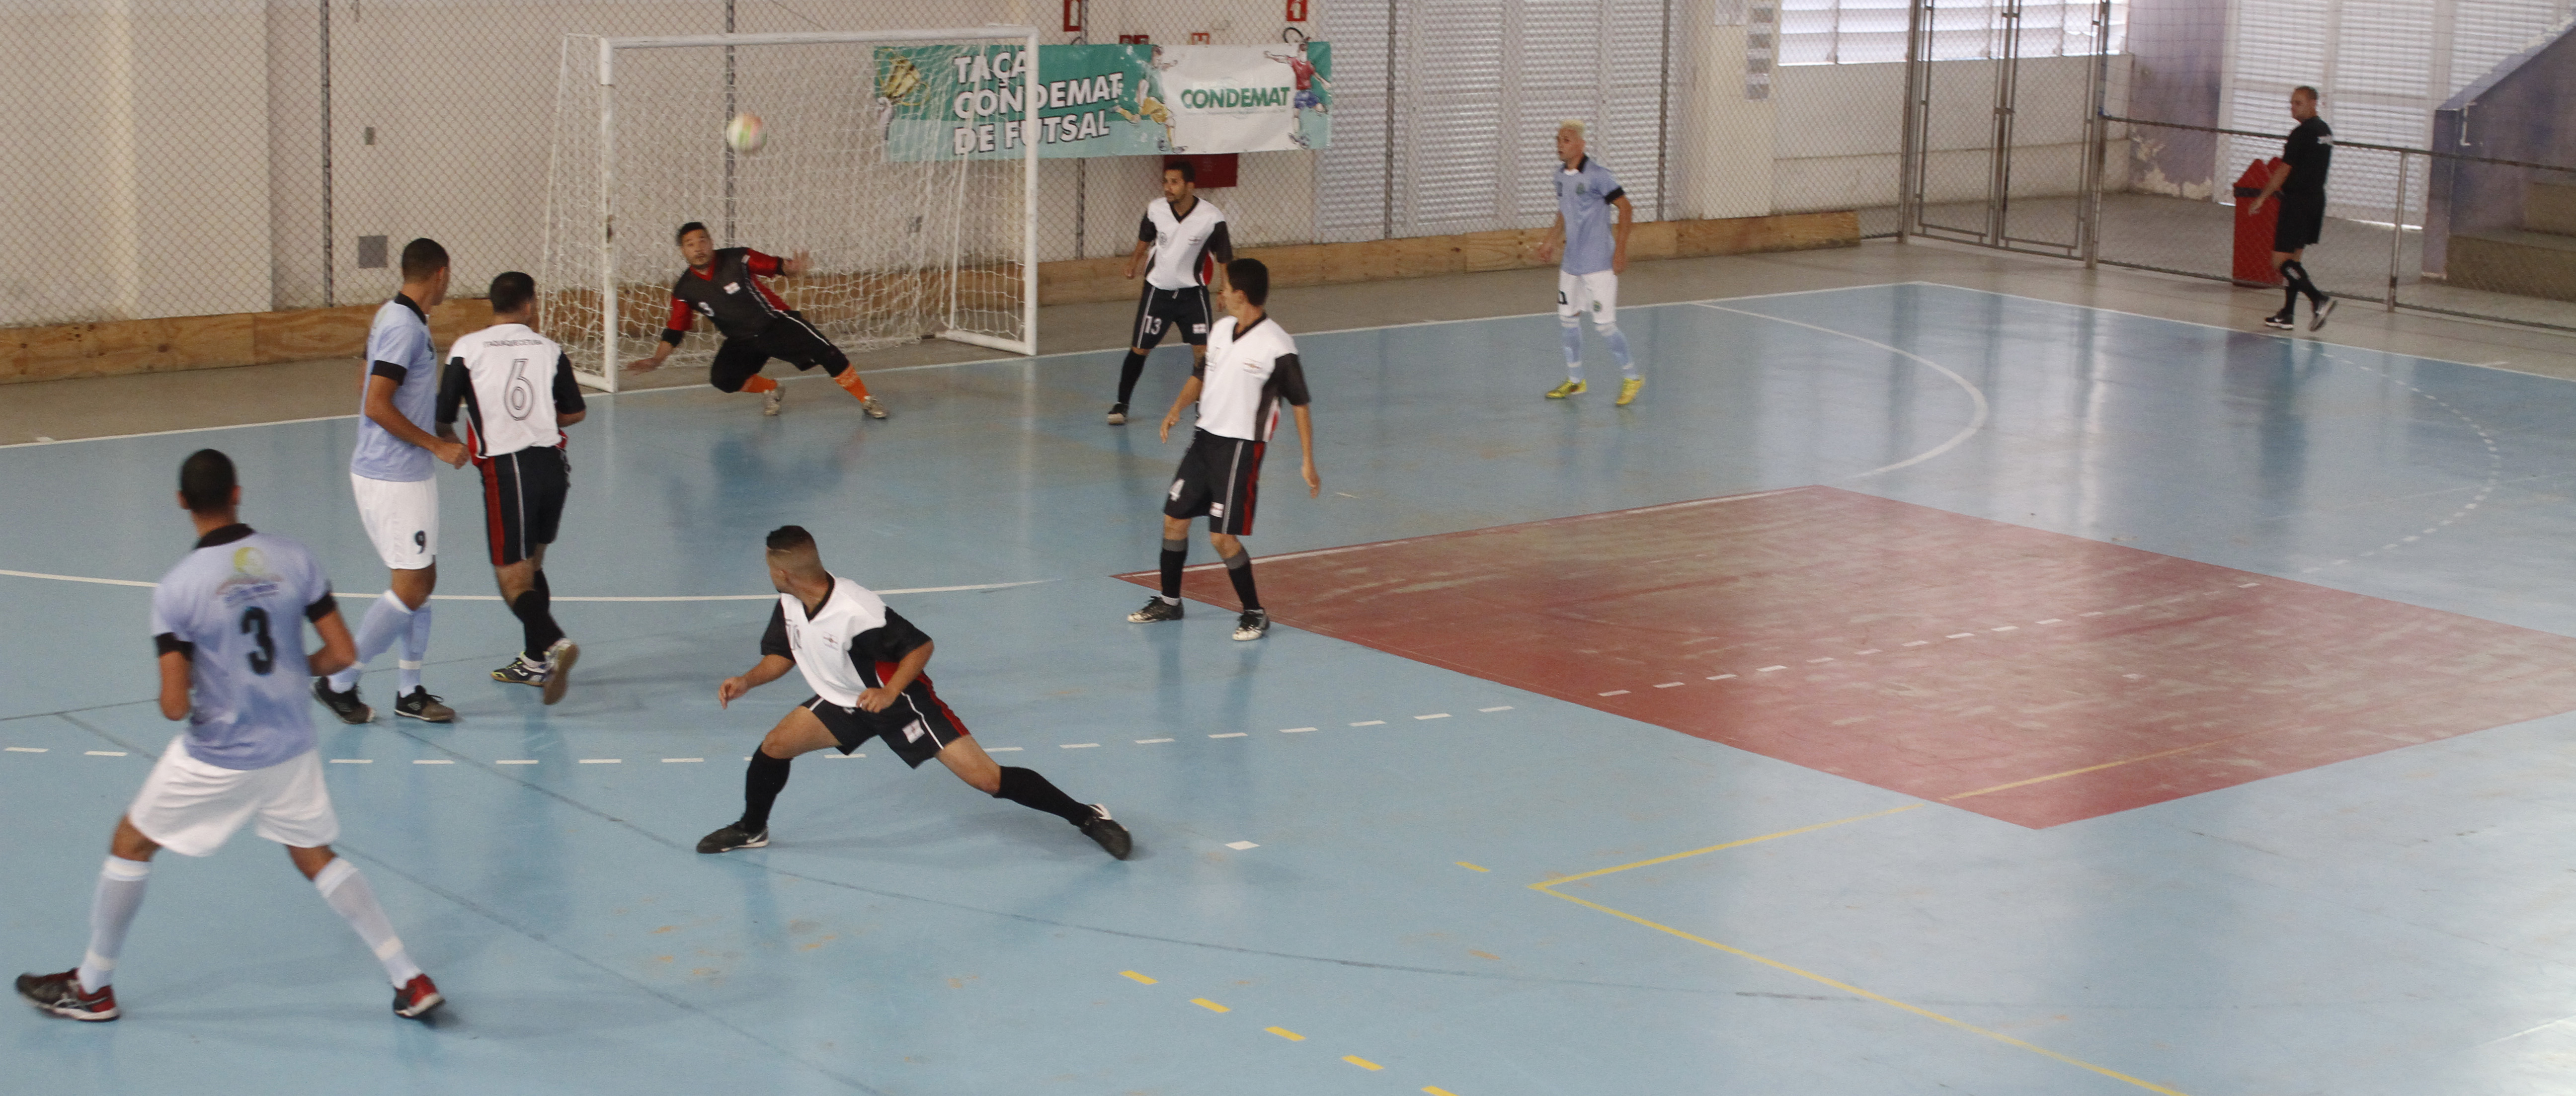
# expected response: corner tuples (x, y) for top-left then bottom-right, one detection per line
(876, 42), (1329, 161)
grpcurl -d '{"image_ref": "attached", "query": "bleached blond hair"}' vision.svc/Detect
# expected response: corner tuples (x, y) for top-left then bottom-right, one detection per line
(1558, 119), (1587, 136)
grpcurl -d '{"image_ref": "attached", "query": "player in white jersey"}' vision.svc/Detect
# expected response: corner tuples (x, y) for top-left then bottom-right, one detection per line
(692, 526), (1133, 859)
(1537, 121), (1643, 406)
(315, 238), (467, 728)
(1109, 160), (1234, 426)
(16, 451), (444, 1022)
(1127, 258), (1318, 641)
(435, 272), (587, 705)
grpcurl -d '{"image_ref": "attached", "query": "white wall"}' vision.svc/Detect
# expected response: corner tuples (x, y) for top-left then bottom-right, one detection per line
(1771, 55), (2130, 214)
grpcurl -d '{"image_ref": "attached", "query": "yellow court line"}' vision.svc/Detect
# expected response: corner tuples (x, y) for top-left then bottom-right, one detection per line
(1265, 1026), (1306, 1041)
(1529, 887), (2191, 1096)
(1535, 803), (1926, 889)
(1190, 998), (1230, 1013)
(1344, 1055), (1385, 1071)
(1120, 970), (1157, 984)
(1942, 736), (2242, 801)
(1424, 1089), (1461, 1096)
(1456, 861), (1491, 872)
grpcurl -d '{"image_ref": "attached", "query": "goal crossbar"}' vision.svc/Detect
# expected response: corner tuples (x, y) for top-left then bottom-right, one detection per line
(566, 28), (1041, 392)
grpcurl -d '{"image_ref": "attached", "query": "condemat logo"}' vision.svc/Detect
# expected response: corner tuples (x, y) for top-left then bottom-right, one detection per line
(218, 546), (284, 607)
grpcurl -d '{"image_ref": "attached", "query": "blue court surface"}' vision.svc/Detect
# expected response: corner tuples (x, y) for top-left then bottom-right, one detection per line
(7, 282), (2576, 1095)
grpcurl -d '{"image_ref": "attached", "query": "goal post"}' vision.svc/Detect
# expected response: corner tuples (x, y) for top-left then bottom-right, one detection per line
(546, 28), (1041, 392)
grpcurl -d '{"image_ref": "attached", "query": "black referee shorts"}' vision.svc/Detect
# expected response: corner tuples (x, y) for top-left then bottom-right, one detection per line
(710, 311), (850, 392)
(476, 446), (569, 567)
(1165, 429), (1266, 536)
(798, 683), (971, 769)
(1130, 285), (1212, 350)
(2273, 192), (2325, 253)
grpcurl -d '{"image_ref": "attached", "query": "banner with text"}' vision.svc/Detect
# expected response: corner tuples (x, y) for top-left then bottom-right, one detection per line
(876, 43), (1329, 161)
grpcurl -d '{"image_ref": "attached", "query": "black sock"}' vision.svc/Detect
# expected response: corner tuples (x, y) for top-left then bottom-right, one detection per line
(2282, 260), (2324, 305)
(739, 749), (793, 833)
(995, 766), (1093, 825)
(510, 587), (564, 661)
(1159, 538), (1187, 600)
(2280, 282), (2300, 314)
(1117, 350), (1149, 405)
(1222, 548), (1260, 612)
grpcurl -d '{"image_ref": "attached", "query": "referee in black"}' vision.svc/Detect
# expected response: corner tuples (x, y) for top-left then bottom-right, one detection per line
(2246, 85), (2336, 332)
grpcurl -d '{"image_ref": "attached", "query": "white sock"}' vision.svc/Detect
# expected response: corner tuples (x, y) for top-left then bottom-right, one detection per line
(1559, 318), (1585, 380)
(1601, 323), (1637, 379)
(329, 591), (413, 692)
(399, 604), (432, 693)
(314, 858), (423, 987)
(77, 856), (152, 993)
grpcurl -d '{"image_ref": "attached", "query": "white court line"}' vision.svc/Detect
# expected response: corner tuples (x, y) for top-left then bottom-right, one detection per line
(5, 746), (46, 752)
(0, 569), (1049, 601)
(1917, 282), (2552, 376)
(579, 758), (621, 764)
(1695, 301), (1991, 479)
(1061, 742), (1102, 749)
(1225, 841), (1259, 851)
(413, 759), (453, 765)
(1210, 732), (1249, 739)
(1136, 737), (1174, 744)
(1280, 727), (1316, 733)
(497, 759), (538, 765)
(330, 758), (370, 764)
(1, 286), (1907, 450)
(1415, 713), (1450, 720)
(1350, 720), (1385, 726)
(86, 750), (126, 756)
(1480, 705), (1514, 711)
(663, 757), (703, 763)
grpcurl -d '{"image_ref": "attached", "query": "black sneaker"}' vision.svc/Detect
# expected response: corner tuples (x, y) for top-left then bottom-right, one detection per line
(2262, 311), (2296, 330)
(392, 973), (444, 1019)
(313, 678), (374, 724)
(697, 823), (770, 854)
(491, 656), (546, 689)
(1081, 805), (1133, 860)
(394, 688), (454, 723)
(1127, 597), (1183, 624)
(1107, 402), (1129, 425)
(1231, 609), (1270, 641)
(16, 969), (117, 1021)
(2308, 296), (2336, 331)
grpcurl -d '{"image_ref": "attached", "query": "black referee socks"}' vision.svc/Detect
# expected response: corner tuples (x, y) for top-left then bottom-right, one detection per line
(995, 766), (1093, 826)
(2281, 260), (2324, 306)
(739, 749), (794, 833)
(1159, 539), (1188, 599)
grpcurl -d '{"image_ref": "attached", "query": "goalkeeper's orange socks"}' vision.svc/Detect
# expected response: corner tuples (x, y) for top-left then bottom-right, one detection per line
(833, 368), (873, 402)
(740, 375), (778, 394)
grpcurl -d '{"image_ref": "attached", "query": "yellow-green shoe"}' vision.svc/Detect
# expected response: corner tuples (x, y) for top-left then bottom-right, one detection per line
(1616, 377), (1644, 406)
(1545, 379), (1587, 399)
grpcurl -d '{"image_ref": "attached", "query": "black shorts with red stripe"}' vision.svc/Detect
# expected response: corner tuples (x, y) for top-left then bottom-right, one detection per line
(1164, 428), (1265, 536)
(476, 446), (569, 566)
(799, 675), (970, 768)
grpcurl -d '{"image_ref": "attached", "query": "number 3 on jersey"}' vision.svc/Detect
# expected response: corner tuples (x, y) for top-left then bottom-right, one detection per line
(239, 606), (276, 675)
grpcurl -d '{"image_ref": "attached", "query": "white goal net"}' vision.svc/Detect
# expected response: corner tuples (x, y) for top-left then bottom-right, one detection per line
(545, 29), (1038, 391)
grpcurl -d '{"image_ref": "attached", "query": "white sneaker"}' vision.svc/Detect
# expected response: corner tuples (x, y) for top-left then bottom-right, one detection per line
(540, 638), (578, 706)
(763, 386), (784, 416)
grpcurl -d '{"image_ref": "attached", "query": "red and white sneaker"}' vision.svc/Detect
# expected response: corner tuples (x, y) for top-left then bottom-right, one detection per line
(16, 969), (118, 1021)
(392, 973), (444, 1019)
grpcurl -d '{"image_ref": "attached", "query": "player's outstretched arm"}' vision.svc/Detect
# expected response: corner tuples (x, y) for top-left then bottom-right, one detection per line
(1161, 375), (1205, 443)
(308, 610), (358, 680)
(781, 250), (812, 277)
(1293, 403), (1319, 497)
(719, 654), (796, 708)
(157, 650), (192, 721)
(630, 300), (694, 371)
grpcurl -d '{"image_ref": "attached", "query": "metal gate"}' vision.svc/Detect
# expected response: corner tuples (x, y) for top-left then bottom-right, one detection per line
(1900, 0), (2116, 260)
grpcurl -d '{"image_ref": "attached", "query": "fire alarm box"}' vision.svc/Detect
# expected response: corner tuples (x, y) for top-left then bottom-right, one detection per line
(1168, 154), (1238, 189)
(1286, 0), (1309, 20)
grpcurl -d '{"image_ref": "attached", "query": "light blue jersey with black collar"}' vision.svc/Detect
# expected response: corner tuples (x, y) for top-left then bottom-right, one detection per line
(1554, 156), (1626, 276)
(150, 525), (336, 770)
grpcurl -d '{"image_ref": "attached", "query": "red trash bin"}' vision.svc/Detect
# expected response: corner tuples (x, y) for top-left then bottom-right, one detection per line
(2233, 158), (2284, 286)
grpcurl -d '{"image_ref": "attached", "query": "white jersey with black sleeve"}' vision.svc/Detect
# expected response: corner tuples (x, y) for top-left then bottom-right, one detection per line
(1140, 197), (1232, 290)
(760, 575), (937, 708)
(435, 323), (587, 459)
(150, 525), (337, 771)
(1194, 315), (1309, 442)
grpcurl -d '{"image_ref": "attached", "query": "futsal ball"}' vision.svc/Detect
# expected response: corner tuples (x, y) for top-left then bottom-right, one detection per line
(725, 113), (765, 155)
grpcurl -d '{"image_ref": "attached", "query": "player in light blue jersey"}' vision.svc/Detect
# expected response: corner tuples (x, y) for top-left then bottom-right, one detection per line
(15, 451), (444, 1023)
(1537, 120), (1643, 406)
(315, 238), (469, 728)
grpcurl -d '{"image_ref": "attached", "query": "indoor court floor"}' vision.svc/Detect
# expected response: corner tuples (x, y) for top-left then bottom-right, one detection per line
(7, 280), (2576, 1095)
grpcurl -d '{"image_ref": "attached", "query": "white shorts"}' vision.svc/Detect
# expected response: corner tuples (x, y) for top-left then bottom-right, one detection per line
(1557, 269), (1619, 325)
(352, 472), (438, 571)
(127, 737), (339, 858)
